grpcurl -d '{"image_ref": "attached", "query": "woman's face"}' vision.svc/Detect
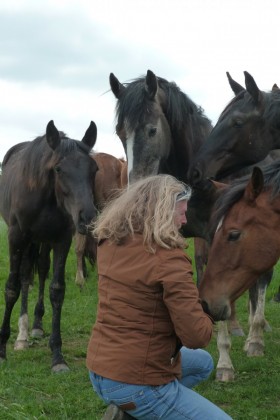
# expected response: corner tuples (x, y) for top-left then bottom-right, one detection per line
(174, 200), (188, 229)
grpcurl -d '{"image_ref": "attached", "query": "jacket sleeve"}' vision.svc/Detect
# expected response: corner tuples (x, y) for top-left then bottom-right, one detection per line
(158, 249), (213, 349)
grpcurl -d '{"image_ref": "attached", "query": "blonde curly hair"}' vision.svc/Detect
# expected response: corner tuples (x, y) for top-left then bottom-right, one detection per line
(92, 174), (191, 253)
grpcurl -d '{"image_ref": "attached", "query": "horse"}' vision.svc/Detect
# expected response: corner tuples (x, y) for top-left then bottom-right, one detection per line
(110, 69), (213, 291)
(0, 120), (99, 372)
(74, 153), (128, 288)
(199, 161), (280, 381)
(189, 71), (280, 184)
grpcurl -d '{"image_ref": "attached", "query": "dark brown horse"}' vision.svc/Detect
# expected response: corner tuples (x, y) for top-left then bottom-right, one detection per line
(74, 153), (128, 287)
(189, 71), (280, 183)
(0, 120), (98, 372)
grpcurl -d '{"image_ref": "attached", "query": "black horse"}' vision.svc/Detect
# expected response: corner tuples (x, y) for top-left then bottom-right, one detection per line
(189, 71), (280, 183)
(0, 120), (98, 372)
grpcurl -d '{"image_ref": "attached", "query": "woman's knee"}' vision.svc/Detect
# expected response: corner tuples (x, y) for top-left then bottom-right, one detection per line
(200, 349), (214, 379)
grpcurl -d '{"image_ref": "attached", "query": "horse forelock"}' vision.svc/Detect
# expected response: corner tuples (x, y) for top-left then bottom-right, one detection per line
(218, 91), (247, 122)
(116, 79), (154, 132)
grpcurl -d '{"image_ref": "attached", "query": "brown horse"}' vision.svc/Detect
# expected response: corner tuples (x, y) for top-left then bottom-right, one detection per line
(74, 153), (128, 288)
(199, 162), (280, 380)
(0, 121), (98, 372)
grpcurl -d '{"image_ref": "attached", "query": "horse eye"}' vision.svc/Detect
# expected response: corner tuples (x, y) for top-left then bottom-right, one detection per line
(233, 119), (243, 128)
(228, 231), (241, 241)
(54, 166), (61, 174)
(149, 127), (157, 137)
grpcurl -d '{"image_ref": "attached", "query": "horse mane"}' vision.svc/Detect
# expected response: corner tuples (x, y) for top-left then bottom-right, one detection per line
(212, 160), (280, 230)
(115, 75), (212, 151)
(263, 88), (280, 126)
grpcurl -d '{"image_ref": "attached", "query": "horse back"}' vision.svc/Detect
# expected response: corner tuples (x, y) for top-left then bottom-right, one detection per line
(92, 153), (127, 209)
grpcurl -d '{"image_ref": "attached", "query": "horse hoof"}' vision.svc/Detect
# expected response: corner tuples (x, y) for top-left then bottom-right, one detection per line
(52, 363), (70, 373)
(75, 275), (85, 289)
(230, 327), (245, 337)
(216, 368), (235, 382)
(264, 322), (272, 333)
(246, 343), (264, 357)
(31, 328), (44, 338)
(101, 404), (133, 420)
(14, 340), (29, 350)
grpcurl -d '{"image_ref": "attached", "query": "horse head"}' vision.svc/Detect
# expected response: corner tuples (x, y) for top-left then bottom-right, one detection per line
(46, 120), (98, 234)
(110, 70), (172, 183)
(189, 71), (280, 185)
(199, 164), (280, 321)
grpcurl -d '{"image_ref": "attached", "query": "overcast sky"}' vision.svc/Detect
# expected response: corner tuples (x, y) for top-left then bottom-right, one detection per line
(0, 0), (279, 162)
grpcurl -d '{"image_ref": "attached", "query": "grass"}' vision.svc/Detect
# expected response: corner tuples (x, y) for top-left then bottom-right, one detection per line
(0, 223), (279, 419)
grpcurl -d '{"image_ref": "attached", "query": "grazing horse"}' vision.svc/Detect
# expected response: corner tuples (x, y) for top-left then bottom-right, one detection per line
(189, 71), (280, 183)
(199, 162), (280, 380)
(0, 120), (98, 372)
(74, 153), (128, 288)
(109, 69), (212, 183)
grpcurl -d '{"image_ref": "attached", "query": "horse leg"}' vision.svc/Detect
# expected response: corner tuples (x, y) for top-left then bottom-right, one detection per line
(273, 285), (280, 302)
(244, 270), (273, 356)
(193, 237), (208, 288)
(228, 301), (245, 336)
(49, 236), (71, 372)
(0, 226), (25, 361)
(216, 320), (234, 382)
(31, 243), (51, 338)
(74, 232), (87, 289)
(14, 243), (39, 350)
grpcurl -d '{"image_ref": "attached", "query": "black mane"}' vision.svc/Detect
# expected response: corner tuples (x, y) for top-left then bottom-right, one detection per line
(213, 160), (280, 229)
(115, 75), (212, 150)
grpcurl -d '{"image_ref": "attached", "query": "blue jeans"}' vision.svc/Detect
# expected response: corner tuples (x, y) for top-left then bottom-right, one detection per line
(89, 347), (232, 419)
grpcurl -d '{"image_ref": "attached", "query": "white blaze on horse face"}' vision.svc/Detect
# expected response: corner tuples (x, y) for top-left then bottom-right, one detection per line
(216, 216), (224, 233)
(126, 124), (135, 185)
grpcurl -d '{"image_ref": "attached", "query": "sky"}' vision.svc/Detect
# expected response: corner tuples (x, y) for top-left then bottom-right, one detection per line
(0, 0), (279, 162)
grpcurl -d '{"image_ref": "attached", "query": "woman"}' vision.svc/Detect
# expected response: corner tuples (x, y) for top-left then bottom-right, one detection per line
(87, 175), (231, 420)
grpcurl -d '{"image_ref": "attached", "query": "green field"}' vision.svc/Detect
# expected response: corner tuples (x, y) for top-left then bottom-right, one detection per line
(0, 221), (279, 419)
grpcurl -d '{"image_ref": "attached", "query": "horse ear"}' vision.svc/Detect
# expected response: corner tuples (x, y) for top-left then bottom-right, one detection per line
(110, 73), (125, 99)
(210, 180), (228, 190)
(272, 83), (280, 91)
(46, 120), (61, 150)
(244, 166), (264, 202)
(82, 121), (97, 150)
(244, 71), (261, 104)
(226, 72), (244, 95)
(145, 69), (158, 99)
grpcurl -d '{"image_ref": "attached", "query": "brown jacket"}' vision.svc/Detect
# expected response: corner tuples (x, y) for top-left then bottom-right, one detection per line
(86, 234), (213, 385)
